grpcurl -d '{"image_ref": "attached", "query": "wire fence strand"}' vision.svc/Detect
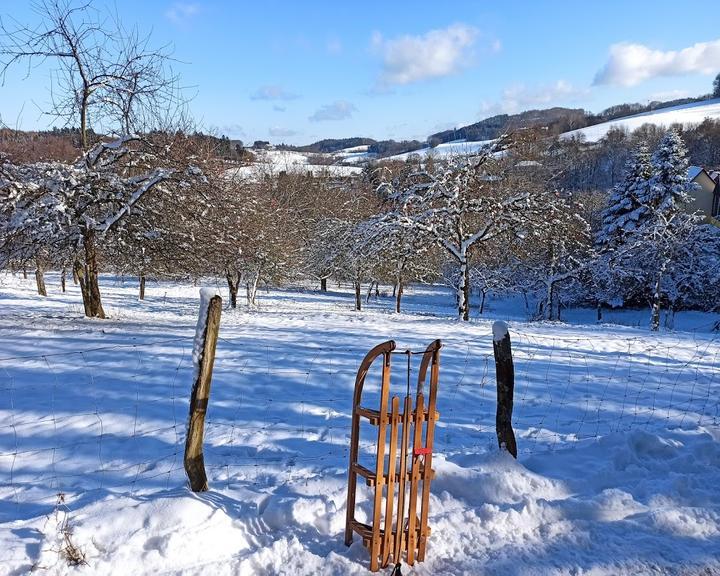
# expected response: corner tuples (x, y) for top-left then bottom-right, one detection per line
(1, 327), (718, 522)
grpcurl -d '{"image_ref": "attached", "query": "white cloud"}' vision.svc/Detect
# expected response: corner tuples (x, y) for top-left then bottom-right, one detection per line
(594, 39), (720, 86)
(251, 85), (299, 101)
(371, 24), (478, 87)
(165, 2), (200, 25)
(273, 105), (287, 112)
(308, 100), (355, 122)
(269, 127), (298, 138)
(480, 81), (590, 116)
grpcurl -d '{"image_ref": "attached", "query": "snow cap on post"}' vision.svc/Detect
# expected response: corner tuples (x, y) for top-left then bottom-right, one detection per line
(192, 288), (221, 375)
(492, 320), (509, 342)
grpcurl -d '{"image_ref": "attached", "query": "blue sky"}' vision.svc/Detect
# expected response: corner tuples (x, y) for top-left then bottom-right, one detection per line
(1, 0), (720, 145)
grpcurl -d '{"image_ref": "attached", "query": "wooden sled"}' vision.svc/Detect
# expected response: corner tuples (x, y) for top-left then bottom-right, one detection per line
(344, 339), (441, 572)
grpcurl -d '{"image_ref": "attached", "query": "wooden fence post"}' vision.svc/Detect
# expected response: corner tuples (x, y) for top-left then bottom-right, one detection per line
(184, 291), (222, 492)
(492, 321), (517, 458)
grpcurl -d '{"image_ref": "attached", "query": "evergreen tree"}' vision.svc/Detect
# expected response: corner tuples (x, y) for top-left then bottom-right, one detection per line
(640, 129), (699, 330)
(594, 144), (652, 310)
(640, 129), (694, 214)
(596, 144), (652, 248)
(593, 130), (703, 329)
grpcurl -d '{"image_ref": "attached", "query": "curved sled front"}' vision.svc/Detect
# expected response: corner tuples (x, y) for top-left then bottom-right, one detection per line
(344, 339), (396, 561)
(344, 339), (441, 572)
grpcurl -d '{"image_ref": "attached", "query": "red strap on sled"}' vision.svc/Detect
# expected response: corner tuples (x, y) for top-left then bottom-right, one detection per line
(414, 447), (432, 456)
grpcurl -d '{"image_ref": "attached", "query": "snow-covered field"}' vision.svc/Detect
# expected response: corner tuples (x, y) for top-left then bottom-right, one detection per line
(225, 149), (362, 179)
(385, 140), (495, 162)
(1, 273), (719, 575)
(562, 98), (720, 143)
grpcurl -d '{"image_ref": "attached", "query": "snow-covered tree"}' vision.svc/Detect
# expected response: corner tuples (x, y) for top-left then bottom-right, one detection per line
(513, 193), (592, 320)
(595, 129), (704, 330)
(596, 144), (652, 247)
(0, 136), (205, 317)
(374, 135), (566, 320)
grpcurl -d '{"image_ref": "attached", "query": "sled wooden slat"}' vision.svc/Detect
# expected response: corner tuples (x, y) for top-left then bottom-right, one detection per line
(394, 394), (412, 562)
(406, 392), (424, 565)
(345, 339), (441, 572)
(382, 397), (400, 567)
(417, 341), (440, 561)
(369, 348), (392, 571)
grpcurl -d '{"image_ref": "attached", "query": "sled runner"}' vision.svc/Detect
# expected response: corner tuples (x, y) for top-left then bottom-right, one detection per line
(344, 339), (441, 572)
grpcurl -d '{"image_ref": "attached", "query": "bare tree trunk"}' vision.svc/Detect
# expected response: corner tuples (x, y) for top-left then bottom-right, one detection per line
(80, 89), (89, 150)
(374, 282), (379, 298)
(60, 268), (66, 293)
(247, 269), (260, 307)
(395, 279), (403, 313)
(597, 302), (602, 322)
(392, 283), (397, 298)
(544, 282), (561, 321)
(459, 258), (470, 321)
(74, 260), (91, 317)
(22, 267), (27, 280)
(545, 282), (553, 320)
(72, 265), (79, 285)
(226, 271), (239, 309)
(366, 281), (374, 304)
(320, 277), (327, 292)
(650, 266), (665, 332)
(139, 274), (146, 300)
(552, 289), (560, 321)
(82, 228), (106, 318)
(479, 289), (487, 315)
(664, 303), (675, 330)
(354, 280), (362, 311)
(35, 266), (47, 296)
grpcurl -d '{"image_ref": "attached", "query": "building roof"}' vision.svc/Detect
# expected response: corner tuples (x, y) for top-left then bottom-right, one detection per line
(688, 165), (703, 180)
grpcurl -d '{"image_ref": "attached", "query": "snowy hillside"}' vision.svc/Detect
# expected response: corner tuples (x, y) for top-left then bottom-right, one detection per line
(1, 273), (719, 575)
(331, 145), (377, 165)
(386, 139), (494, 162)
(226, 149), (362, 179)
(562, 98), (720, 142)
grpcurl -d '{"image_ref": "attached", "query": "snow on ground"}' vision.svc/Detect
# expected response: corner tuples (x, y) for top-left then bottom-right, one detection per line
(332, 146), (377, 165)
(385, 140), (495, 162)
(1, 273), (719, 575)
(562, 98), (720, 143)
(225, 149), (362, 180)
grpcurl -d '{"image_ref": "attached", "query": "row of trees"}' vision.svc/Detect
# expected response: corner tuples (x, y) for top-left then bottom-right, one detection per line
(3, 121), (718, 329)
(1, 2), (718, 329)
(556, 118), (720, 192)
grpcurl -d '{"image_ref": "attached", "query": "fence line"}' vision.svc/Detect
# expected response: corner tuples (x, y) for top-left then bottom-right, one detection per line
(1, 328), (718, 523)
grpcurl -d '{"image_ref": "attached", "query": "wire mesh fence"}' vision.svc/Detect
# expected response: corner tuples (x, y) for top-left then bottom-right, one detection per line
(1, 325), (718, 523)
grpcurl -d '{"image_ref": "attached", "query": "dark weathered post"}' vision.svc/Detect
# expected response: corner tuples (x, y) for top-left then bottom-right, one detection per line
(184, 291), (222, 492)
(492, 321), (517, 458)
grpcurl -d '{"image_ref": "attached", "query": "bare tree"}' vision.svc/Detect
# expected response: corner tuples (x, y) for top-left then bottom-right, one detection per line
(0, 1), (193, 318)
(0, 0), (179, 147)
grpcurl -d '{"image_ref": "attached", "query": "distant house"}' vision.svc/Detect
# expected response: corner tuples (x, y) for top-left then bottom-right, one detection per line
(688, 166), (720, 225)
